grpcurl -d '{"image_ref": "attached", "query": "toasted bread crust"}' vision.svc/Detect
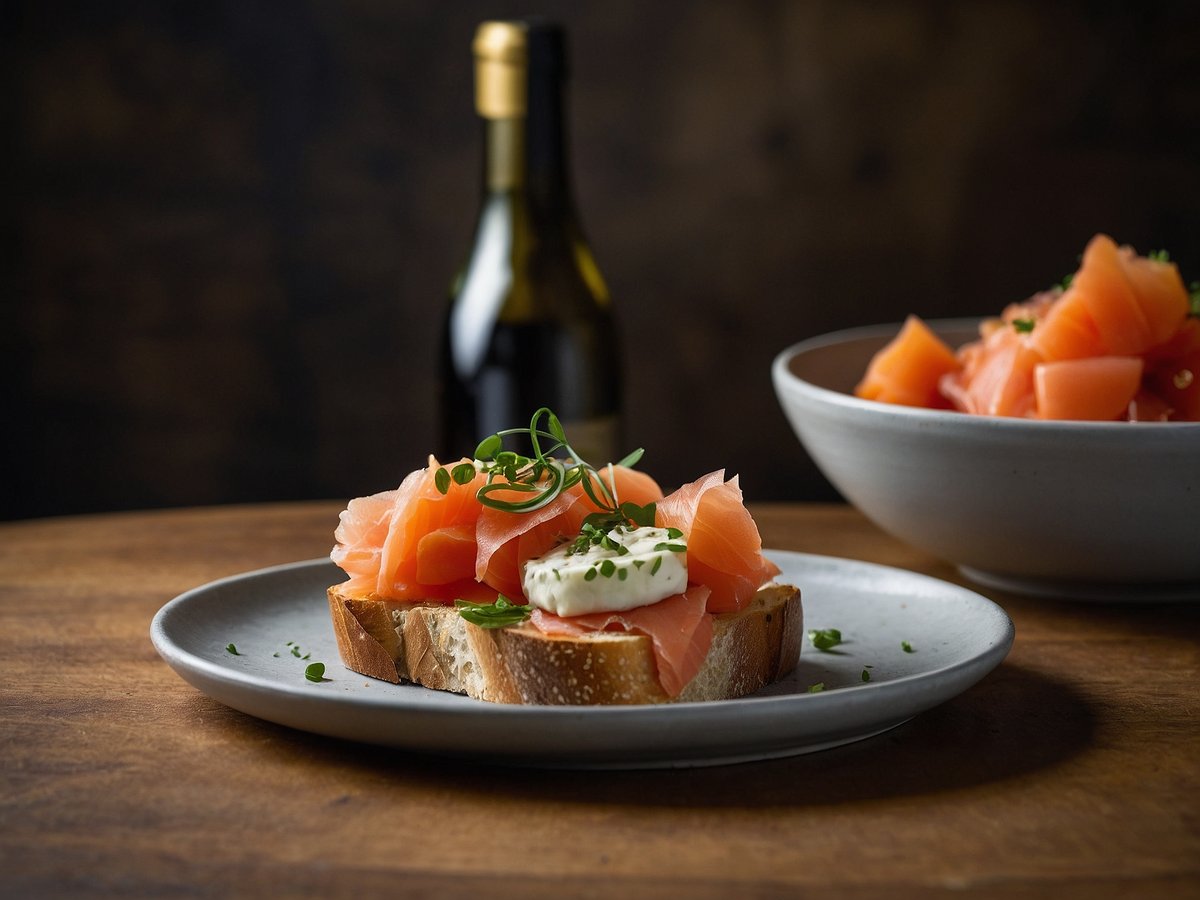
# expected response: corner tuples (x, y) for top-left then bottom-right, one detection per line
(327, 583), (803, 705)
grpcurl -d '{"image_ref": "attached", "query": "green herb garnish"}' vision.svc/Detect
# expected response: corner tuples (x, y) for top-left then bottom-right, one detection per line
(807, 683), (825, 693)
(1189, 281), (1200, 318)
(225, 643), (240, 655)
(455, 595), (533, 629)
(807, 628), (843, 651)
(434, 407), (648, 527)
(1012, 317), (1035, 333)
(1149, 249), (1171, 263)
(304, 662), (326, 682)
(433, 466), (451, 494)
(901, 640), (914, 653)
(861, 668), (871, 682)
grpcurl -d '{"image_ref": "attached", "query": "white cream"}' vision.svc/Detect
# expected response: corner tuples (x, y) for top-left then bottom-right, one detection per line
(522, 525), (688, 617)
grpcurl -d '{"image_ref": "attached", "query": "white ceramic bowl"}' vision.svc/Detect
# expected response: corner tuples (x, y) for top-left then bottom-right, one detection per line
(772, 319), (1200, 600)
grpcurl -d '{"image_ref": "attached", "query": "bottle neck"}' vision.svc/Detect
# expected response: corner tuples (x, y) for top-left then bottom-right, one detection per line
(482, 57), (571, 211)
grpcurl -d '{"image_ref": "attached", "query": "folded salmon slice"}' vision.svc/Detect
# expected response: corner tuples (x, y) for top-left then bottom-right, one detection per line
(530, 586), (714, 698)
(1030, 235), (1188, 362)
(656, 471), (781, 613)
(342, 459), (495, 602)
(943, 323), (1042, 417)
(331, 488), (399, 595)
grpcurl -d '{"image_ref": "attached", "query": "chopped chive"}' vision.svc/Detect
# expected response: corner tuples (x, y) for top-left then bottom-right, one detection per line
(807, 628), (843, 651)
(455, 596), (532, 629)
(584, 567), (598, 582)
(600, 559), (616, 578)
(861, 668), (871, 682)
(901, 640), (914, 653)
(650, 557), (662, 576)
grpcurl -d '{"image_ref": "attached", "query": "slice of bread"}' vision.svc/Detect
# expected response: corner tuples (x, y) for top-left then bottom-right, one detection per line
(327, 583), (803, 705)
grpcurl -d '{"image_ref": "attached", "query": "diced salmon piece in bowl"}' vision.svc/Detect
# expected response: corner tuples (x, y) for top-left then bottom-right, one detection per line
(773, 235), (1200, 597)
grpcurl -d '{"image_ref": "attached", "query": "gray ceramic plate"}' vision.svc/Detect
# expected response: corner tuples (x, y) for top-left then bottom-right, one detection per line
(150, 552), (1014, 769)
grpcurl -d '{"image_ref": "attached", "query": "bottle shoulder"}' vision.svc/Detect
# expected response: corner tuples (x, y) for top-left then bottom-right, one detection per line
(454, 192), (612, 315)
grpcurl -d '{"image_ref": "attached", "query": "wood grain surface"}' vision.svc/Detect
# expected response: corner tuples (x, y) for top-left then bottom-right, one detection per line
(2, 502), (1197, 898)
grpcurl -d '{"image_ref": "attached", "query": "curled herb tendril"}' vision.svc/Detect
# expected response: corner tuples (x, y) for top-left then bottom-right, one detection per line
(435, 407), (649, 525)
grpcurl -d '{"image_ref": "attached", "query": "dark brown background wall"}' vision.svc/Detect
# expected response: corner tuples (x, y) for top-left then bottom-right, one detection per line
(6, 1), (1199, 520)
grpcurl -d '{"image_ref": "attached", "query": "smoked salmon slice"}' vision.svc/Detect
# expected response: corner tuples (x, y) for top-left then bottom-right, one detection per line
(330, 488), (399, 595)
(656, 471), (781, 613)
(529, 586), (714, 698)
(858, 234), (1199, 422)
(941, 324), (1041, 417)
(855, 315), (958, 408)
(1034, 357), (1144, 421)
(1145, 318), (1200, 421)
(351, 458), (496, 602)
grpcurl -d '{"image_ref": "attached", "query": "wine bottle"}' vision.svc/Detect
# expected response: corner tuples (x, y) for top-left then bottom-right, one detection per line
(439, 19), (621, 464)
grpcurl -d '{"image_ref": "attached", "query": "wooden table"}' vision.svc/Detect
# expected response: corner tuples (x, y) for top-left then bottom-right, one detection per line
(3, 502), (1197, 898)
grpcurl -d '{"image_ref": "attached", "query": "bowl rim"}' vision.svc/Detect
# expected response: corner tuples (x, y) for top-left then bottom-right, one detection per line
(772, 317), (1200, 433)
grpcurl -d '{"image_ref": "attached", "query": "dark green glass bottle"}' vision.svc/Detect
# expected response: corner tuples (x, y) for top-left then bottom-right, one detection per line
(439, 19), (621, 462)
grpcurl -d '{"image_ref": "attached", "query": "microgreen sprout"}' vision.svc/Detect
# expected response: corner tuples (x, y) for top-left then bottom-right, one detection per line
(434, 407), (648, 525)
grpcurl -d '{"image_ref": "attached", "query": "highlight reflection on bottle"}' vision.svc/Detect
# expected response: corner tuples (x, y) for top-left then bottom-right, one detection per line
(439, 19), (621, 464)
